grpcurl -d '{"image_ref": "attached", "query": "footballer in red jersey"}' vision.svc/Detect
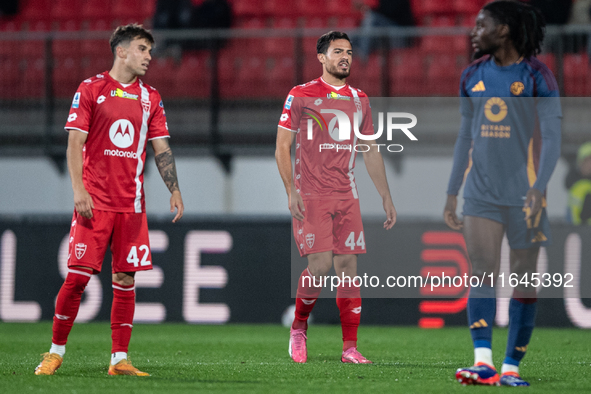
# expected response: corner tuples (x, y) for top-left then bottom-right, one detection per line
(35, 24), (184, 377)
(276, 31), (397, 364)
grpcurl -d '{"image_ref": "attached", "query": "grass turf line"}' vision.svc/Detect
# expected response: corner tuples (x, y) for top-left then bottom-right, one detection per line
(0, 323), (589, 393)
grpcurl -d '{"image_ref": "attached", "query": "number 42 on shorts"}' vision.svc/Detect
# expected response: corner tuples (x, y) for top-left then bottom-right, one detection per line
(127, 245), (151, 267)
(345, 231), (365, 251)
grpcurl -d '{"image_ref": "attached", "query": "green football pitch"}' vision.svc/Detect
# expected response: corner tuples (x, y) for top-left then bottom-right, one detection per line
(0, 323), (589, 393)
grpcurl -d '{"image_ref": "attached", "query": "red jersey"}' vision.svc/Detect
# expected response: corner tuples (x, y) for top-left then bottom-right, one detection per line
(278, 77), (374, 200)
(65, 71), (169, 213)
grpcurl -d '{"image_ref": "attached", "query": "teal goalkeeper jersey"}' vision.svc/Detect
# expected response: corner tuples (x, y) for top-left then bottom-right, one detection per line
(448, 55), (562, 206)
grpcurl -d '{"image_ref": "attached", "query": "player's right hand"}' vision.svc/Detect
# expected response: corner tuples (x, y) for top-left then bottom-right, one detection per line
(443, 194), (463, 230)
(74, 188), (94, 219)
(289, 189), (305, 221)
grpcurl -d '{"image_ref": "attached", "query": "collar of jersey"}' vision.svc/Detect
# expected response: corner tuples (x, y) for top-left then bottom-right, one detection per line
(487, 55), (524, 71)
(104, 72), (140, 89)
(319, 77), (348, 91)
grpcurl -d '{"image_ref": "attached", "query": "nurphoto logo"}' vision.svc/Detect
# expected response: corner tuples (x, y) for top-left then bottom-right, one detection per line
(304, 108), (418, 153)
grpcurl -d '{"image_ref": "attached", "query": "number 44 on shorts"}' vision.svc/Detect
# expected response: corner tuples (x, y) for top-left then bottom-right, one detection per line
(345, 231), (365, 251)
(127, 245), (151, 267)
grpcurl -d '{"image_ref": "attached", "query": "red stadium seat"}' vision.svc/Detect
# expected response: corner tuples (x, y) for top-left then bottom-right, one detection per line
(390, 49), (426, 96)
(0, 58), (20, 99)
(21, 57), (46, 98)
(422, 0), (453, 16)
(536, 53), (556, 76)
(453, 16), (473, 56)
(53, 56), (83, 98)
(233, 16), (265, 53)
(234, 55), (267, 98)
(142, 0), (157, 20)
(266, 56), (295, 98)
(81, 56), (111, 80)
(410, 0), (424, 23)
(348, 54), (382, 96)
(112, 0), (145, 21)
(217, 48), (238, 98)
(412, 0), (453, 20)
(233, 0), (266, 17)
(19, 0), (51, 22)
(420, 16), (455, 54)
(81, 21), (113, 59)
(302, 17), (329, 56)
(0, 18), (19, 59)
(332, 15), (359, 29)
(82, 0), (113, 21)
(51, 0), (81, 22)
(265, 0), (298, 17)
(297, 0), (324, 17)
(563, 53), (588, 96)
(22, 21), (50, 59)
(303, 52), (321, 82)
(453, 0), (485, 16)
(175, 54), (211, 98)
(264, 18), (297, 56)
(326, 0), (355, 17)
(142, 57), (176, 98)
(53, 21), (82, 58)
(427, 55), (462, 96)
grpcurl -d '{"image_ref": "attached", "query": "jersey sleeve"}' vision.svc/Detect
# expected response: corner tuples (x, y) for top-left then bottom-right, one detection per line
(534, 64), (562, 118)
(148, 91), (170, 140)
(459, 67), (474, 118)
(446, 116), (473, 195)
(278, 87), (298, 132)
(65, 82), (94, 133)
(531, 62), (562, 192)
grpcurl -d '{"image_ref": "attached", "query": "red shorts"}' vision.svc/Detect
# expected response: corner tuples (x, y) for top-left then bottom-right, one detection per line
(293, 199), (366, 257)
(67, 210), (153, 274)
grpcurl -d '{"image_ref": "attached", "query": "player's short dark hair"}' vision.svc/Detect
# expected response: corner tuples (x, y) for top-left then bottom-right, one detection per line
(316, 31), (351, 54)
(483, 0), (545, 58)
(109, 23), (154, 56)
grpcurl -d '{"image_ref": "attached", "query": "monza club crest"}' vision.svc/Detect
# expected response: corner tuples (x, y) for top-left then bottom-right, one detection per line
(305, 234), (315, 248)
(75, 243), (87, 259)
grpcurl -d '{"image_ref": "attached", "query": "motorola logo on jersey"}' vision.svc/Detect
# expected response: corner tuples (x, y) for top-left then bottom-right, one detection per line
(109, 119), (135, 149)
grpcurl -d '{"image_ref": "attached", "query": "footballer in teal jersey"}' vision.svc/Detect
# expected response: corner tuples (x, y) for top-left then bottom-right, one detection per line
(444, 1), (561, 387)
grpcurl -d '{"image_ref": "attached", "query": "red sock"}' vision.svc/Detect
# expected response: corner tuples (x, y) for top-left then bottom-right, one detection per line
(336, 283), (361, 351)
(111, 282), (135, 354)
(293, 268), (323, 330)
(52, 269), (92, 345)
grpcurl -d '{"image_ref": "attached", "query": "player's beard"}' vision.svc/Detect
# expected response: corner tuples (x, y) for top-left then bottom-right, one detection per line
(326, 62), (350, 79)
(472, 43), (497, 61)
(472, 49), (485, 61)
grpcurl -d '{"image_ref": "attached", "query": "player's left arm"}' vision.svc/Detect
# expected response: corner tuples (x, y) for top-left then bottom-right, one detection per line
(152, 137), (184, 223)
(525, 76), (563, 220)
(362, 144), (397, 230)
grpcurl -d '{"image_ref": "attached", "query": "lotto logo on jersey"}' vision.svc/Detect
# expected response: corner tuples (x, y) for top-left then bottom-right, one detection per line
(109, 119), (135, 149)
(72, 92), (80, 108)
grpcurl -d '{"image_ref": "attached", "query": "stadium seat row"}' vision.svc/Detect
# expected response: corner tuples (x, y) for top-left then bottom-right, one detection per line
(0, 51), (587, 100)
(5, 0), (155, 23)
